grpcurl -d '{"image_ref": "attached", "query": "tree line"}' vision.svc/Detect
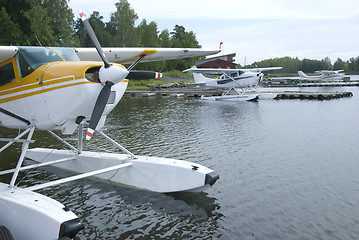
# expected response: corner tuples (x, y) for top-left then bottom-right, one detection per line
(0, 0), (200, 71)
(245, 56), (359, 74)
(1, 0), (358, 73)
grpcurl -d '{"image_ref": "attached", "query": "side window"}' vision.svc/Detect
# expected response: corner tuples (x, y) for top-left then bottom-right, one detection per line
(17, 51), (35, 78)
(0, 62), (16, 86)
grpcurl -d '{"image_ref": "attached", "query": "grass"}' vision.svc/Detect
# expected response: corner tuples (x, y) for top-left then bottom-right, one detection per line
(126, 70), (193, 90)
(164, 70), (193, 78)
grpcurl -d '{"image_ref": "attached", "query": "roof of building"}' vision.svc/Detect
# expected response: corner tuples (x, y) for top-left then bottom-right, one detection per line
(197, 53), (236, 65)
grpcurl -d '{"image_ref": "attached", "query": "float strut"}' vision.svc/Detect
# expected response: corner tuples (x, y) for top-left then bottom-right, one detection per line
(10, 127), (35, 188)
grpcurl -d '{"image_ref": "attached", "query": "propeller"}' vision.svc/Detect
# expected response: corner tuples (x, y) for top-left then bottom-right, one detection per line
(79, 10), (129, 140)
(127, 70), (162, 80)
(254, 64), (264, 85)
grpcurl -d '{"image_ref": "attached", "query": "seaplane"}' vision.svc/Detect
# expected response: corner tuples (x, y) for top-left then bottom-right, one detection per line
(183, 66), (282, 101)
(298, 70), (345, 81)
(0, 11), (220, 240)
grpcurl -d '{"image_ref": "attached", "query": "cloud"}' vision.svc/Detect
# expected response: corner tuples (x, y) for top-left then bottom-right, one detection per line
(196, 16), (359, 64)
(128, 0), (359, 20)
(68, 0), (359, 64)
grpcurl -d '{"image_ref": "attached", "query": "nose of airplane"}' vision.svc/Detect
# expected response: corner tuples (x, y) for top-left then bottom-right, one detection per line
(99, 64), (129, 85)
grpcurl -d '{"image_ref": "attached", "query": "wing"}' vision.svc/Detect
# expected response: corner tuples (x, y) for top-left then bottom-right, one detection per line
(183, 66), (282, 74)
(315, 70), (333, 76)
(248, 67), (282, 72)
(75, 47), (220, 64)
(183, 67), (239, 75)
(0, 46), (18, 63)
(315, 70), (344, 75)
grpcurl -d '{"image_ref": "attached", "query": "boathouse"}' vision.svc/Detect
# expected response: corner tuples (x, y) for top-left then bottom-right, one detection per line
(197, 53), (237, 69)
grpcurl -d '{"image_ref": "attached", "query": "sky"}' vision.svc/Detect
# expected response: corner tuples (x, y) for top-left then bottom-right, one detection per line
(68, 0), (359, 65)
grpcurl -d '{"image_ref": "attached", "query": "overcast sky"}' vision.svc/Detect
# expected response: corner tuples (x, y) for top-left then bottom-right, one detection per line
(68, 0), (359, 65)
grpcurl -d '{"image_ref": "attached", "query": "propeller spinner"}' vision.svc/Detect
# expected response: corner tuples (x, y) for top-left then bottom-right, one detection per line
(79, 10), (129, 140)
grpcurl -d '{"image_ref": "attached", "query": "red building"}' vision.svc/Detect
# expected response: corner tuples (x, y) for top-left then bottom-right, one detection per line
(197, 53), (237, 69)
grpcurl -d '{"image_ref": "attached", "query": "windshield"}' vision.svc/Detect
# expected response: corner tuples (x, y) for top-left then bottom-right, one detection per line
(17, 47), (63, 78)
(16, 47), (80, 78)
(52, 47), (80, 61)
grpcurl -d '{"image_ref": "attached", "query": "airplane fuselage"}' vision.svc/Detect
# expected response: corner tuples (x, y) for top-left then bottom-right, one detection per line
(193, 70), (262, 90)
(209, 72), (260, 89)
(298, 70), (345, 81)
(0, 46), (127, 134)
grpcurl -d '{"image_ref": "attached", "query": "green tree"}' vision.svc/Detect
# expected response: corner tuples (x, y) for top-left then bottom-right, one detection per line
(41, 0), (77, 46)
(0, 0), (32, 44)
(108, 0), (139, 47)
(0, 7), (23, 45)
(170, 25), (200, 48)
(135, 19), (165, 71)
(159, 30), (171, 48)
(75, 11), (111, 47)
(321, 57), (332, 70)
(167, 25), (201, 70)
(333, 58), (345, 70)
(137, 19), (160, 47)
(1, 0), (77, 46)
(347, 57), (359, 73)
(24, 1), (57, 46)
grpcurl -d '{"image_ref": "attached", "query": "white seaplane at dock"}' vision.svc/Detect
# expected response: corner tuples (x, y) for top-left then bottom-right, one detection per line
(183, 66), (282, 101)
(298, 70), (345, 81)
(0, 11), (220, 240)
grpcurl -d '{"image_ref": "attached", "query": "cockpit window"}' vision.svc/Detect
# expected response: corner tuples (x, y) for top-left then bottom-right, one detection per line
(52, 47), (80, 61)
(0, 62), (15, 86)
(15, 47), (81, 78)
(17, 46), (64, 78)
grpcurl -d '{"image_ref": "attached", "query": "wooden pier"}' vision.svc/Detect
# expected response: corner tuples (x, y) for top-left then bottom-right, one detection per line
(124, 89), (353, 100)
(274, 91), (353, 100)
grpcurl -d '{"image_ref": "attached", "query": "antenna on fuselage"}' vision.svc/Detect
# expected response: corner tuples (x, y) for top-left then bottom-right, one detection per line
(35, 36), (43, 47)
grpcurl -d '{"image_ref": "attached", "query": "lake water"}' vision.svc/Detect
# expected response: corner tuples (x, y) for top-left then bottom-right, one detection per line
(1, 86), (359, 239)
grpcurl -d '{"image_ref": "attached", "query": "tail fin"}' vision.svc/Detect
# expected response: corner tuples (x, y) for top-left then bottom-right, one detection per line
(193, 72), (209, 83)
(184, 66), (211, 83)
(298, 70), (308, 78)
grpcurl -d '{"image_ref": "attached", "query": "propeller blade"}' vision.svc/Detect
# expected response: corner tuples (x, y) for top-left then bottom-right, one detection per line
(80, 10), (129, 140)
(79, 10), (110, 68)
(86, 81), (114, 140)
(127, 70), (162, 80)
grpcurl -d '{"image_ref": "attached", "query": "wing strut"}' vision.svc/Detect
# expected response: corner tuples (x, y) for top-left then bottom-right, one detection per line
(0, 107), (31, 125)
(127, 54), (147, 71)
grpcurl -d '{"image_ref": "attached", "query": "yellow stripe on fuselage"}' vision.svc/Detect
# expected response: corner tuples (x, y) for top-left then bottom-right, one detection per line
(0, 80), (92, 104)
(0, 78), (129, 104)
(0, 76), (76, 96)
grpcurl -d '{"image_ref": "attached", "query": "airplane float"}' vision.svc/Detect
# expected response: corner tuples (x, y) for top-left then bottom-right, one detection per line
(298, 70), (345, 81)
(0, 11), (220, 240)
(183, 66), (282, 101)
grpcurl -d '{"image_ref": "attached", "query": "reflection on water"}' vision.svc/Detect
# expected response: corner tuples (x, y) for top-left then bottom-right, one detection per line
(1, 87), (359, 239)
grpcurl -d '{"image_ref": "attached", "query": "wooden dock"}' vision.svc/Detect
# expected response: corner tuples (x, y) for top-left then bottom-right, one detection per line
(124, 89), (353, 100)
(274, 91), (353, 100)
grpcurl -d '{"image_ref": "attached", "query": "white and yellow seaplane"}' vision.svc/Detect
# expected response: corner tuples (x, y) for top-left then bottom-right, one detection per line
(0, 11), (220, 240)
(298, 70), (345, 81)
(183, 66), (282, 101)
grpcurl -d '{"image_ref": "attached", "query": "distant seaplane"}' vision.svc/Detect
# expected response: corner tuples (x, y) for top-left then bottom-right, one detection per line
(183, 66), (282, 101)
(298, 70), (345, 81)
(0, 10), (220, 240)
